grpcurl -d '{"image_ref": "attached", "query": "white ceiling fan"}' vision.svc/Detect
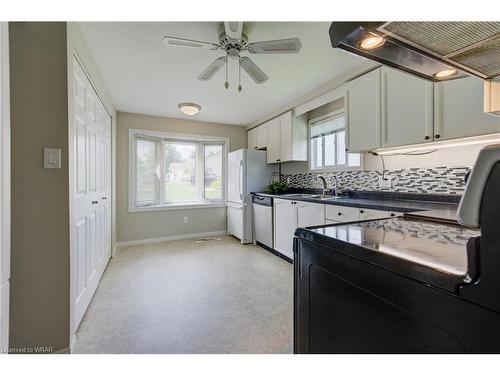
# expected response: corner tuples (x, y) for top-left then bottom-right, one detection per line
(162, 22), (302, 92)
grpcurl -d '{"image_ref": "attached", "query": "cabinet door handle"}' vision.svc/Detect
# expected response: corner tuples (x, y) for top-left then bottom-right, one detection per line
(424, 136), (430, 140)
(102, 197), (107, 200)
(92, 200), (99, 205)
(360, 209), (365, 214)
(337, 212), (342, 216)
(390, 213), (396, 217)
(435, 134), (441, 139)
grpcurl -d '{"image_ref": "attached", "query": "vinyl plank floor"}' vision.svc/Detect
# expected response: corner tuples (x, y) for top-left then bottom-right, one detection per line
(74, 235), (293, 354)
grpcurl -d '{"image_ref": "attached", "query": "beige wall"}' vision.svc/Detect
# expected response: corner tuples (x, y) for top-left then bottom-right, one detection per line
(9, 22), (70, 352)
(116, 112), (247, 243)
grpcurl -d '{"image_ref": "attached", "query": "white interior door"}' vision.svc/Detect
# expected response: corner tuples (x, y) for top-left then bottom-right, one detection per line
(73, 57), (112, 330)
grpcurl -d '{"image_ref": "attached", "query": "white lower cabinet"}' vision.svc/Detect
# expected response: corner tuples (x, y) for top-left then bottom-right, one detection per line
(296, 201), (325, 228)
(274, 199), (296, 259)
(274, 199), (324, 259)
(273, 199), (401, 259)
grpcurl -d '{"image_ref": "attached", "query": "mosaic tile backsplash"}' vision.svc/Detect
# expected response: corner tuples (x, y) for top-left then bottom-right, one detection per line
(281, 167), (471, 195)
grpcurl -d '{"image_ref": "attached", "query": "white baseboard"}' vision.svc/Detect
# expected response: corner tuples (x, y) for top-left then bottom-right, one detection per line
(112, 243), (118, 257)
(116, 230), (227, 248)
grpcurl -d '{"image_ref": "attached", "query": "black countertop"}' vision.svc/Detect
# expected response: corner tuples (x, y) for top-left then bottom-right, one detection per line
(253, 190), (460, 218)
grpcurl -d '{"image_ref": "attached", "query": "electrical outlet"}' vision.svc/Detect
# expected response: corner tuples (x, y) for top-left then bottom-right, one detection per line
(183, 216), (189, 224)
(378, 175), (392, 189)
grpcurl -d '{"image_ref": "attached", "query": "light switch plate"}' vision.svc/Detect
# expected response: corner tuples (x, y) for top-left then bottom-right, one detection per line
(44, 148), (61, 169)
(378, 175), (391, 189)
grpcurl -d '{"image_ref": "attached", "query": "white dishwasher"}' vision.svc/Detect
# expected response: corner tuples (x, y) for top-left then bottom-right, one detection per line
(252, 195), (273, 249)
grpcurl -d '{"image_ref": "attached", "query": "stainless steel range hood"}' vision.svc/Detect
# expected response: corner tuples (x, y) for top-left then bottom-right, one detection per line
(329, 22), (500, 115)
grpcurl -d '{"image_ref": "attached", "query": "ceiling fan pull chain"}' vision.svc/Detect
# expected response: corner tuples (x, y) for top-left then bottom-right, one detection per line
(238, 57), (242, 92)
(224, 54), (229, 89)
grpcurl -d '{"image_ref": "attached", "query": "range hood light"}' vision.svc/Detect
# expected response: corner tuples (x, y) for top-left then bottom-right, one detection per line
(358, 35), (385, 50)
(433, 69), (459, 79)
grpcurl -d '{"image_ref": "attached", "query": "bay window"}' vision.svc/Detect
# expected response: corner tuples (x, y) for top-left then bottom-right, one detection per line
(130, 129), (227, 211)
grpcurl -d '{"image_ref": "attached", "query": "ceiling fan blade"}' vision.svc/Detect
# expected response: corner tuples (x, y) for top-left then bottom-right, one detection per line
(162, 36), (219, 50)
(240, 57), (268, 84)
(198, 57), (226, 81)
(247, 38), (302, 54)
(224, 22), (244, 41)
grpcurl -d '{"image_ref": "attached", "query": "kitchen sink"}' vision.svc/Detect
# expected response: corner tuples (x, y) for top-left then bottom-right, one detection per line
(281, 193), (347, 200)
(281, 193), (323, 198)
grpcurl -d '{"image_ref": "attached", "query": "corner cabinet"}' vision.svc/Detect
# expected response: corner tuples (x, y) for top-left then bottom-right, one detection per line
(346, 68), (381, 152)
(380, 66), (434, 148)
(266, 111), (307, 164)
(434, 76), (500, 141)
(274, 199), (325, 259)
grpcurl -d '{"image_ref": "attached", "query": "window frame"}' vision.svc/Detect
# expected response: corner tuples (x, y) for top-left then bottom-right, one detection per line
(129, 129), (229, 212)
(308, 109), (363, 173)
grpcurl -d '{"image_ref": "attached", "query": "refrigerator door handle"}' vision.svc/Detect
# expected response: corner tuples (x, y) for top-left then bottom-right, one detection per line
(239, 160), (244, 200)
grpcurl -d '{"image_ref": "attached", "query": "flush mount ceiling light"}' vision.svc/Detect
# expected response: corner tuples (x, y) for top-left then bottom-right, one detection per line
(433, 68), (459, 79)
(358, 35), (385, 50)
(178, 103), (201, 116)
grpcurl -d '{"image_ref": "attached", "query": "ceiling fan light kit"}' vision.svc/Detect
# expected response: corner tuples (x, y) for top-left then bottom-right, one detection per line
(162, 22), (302, 92)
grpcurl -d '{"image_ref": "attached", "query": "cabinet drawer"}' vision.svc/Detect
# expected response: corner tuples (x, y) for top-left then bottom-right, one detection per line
(359, 208), (400, 220)
(325, 219), (341, 225)
(325, 205), (360, 222)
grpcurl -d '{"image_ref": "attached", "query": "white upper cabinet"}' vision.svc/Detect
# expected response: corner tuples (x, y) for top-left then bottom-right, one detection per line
(380, 66), (434, 148)
(256, 122), (268, 149)
(346, 68), (381, 152)
(248, 122), (269, 150)
(266, 117), (281, 163)
(266, 111), (307, 164)
(247, 127), (257, 150)
(434, 76), (500, 141)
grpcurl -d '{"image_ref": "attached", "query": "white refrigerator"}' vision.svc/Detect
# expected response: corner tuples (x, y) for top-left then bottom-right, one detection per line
(227, 149), (276, 244)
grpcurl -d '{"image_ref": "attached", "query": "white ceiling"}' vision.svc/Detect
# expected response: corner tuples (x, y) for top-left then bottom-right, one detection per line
(78, 22), (370, 126)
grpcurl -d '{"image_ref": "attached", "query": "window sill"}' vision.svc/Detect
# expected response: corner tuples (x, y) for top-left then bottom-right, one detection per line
(129, 202), (227, 213)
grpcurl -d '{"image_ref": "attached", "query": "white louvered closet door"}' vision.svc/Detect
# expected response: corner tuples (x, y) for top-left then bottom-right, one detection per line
(73, 57), (112, 329)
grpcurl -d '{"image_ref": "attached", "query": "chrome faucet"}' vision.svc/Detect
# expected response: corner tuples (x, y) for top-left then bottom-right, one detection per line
(317, 175), (329, 198)
(332, 175), (339, 197)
